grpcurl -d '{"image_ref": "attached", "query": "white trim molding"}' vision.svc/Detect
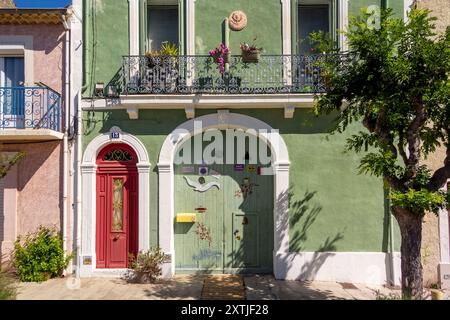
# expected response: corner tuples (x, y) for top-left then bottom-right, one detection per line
(80, 126), (150, 276)
(0, 35), (34, 86)
(275, 252), (401, 285)
(404, 0), (414, 22)
(338, 0), (349, 52)
(438, 180), (450, 289)
(129, 0), (140, 56)
(281, 0), (291, 56)
(186, 0), (196, 56)
(439, 181), (450, 264)
(157, 111), (290, 278)
(81, 93), (317, 110)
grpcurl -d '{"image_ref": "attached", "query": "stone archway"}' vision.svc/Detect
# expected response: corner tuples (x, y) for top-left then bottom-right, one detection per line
(157, 111), (290, 278)
(80, 127), (150, 276)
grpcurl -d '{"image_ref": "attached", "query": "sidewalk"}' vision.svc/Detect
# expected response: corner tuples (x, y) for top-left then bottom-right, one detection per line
(15, 274), (445, 300)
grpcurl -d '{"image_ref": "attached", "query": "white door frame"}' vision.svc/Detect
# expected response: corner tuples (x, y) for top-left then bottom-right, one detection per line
(157, 111), (290, 277)
(80, 126), (150, 276)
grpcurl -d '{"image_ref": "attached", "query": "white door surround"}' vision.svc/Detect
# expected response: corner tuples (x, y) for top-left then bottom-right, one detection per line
(157, 111), (291, 278)
(80, 127), (150, 276)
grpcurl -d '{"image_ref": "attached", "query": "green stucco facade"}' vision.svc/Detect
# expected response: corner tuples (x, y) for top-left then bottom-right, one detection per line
(81, 0), (409, 260)
(83, 109), (401, 252)
(82, 0), (406, 96)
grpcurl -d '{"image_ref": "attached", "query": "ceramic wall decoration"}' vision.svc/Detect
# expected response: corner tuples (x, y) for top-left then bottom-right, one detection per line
(184, 176), (220, 192)
(229, 10), (247, 31)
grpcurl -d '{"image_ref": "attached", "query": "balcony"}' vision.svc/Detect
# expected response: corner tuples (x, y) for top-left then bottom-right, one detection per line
(121, 54), (329, 95)
(0, 87), (63, 141)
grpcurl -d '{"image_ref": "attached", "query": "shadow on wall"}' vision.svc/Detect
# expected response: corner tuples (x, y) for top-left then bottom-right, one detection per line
(276, 187), (344, 280)
(0, 141), (64, 237)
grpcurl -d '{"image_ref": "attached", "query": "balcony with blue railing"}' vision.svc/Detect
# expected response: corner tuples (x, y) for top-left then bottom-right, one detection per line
(121, 54), (330, 95)
(0, 87), (63, 140)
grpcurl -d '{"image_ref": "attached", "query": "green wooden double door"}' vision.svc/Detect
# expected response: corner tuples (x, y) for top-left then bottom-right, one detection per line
(174, 138), (274, 273)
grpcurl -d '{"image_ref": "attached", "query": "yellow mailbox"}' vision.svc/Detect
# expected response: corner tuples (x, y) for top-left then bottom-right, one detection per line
(175, 213), (197, 223)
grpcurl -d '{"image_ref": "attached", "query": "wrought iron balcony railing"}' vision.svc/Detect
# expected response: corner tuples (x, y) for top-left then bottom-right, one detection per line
(121, 54), (329, 95)
(0, 87), (61, 131)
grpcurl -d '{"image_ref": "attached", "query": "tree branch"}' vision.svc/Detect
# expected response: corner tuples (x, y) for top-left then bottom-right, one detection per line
(405, 99), (427, 179)
(429, 130), (450, 191)
(398, 131), (409, 165)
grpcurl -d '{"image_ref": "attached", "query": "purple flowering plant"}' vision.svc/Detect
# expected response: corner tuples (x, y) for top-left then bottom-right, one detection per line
(209, 43), (230, 74)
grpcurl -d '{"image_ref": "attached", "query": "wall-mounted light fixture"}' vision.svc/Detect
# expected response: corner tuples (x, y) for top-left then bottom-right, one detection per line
(95, 82), (104, 97)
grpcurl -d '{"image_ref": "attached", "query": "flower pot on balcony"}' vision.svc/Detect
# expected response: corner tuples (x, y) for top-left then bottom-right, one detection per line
(431, 289), (445, 300)
(212, 52), (230, 64)
(241, 50), (260, 63)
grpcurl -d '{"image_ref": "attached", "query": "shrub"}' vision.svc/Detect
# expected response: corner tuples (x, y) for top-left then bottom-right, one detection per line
(13, 226), (72, 282)
(128, 248), (165, 283)
(0, 270), (16, 300)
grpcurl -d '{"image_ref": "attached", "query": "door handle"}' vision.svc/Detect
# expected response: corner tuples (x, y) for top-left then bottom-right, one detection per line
(113, 235), (119, 241)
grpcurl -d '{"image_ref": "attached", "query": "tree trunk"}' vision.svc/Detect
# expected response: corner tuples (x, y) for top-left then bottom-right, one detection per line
(392, 206), (423, 299)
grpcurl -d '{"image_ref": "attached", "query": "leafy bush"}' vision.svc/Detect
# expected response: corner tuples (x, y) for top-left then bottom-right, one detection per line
(128, 248), (165, 283)
(0, 270), (16, 300)
(13, 226), (72, 282)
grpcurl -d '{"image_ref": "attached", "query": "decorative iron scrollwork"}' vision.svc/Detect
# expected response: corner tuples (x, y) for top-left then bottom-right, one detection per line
(103, 149), (133, 161)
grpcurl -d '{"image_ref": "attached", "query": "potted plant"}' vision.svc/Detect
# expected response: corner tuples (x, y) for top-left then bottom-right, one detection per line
(209, 43), (230, 74)
(240, 37), (263, 63)
(144, 42), (179, 92)
(145, 42), (179, 68)
(128, 247), (166, 283)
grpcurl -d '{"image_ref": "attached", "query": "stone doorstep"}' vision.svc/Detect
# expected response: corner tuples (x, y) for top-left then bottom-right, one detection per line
(201, 275), (246, 300)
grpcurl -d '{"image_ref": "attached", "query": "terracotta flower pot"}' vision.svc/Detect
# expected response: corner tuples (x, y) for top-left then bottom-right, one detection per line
(241, 50), (260, 63)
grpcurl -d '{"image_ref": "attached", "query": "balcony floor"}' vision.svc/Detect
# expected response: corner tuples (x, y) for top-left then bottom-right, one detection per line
(0, 128), (64, 141)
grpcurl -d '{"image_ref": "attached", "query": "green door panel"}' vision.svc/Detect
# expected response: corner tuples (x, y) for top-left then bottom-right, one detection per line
(232, 212), (258, 268)
(174, 131), (274, 274)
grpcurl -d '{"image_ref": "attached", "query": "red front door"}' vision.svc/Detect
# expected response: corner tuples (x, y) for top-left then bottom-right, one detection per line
(96, 144), (138, 268)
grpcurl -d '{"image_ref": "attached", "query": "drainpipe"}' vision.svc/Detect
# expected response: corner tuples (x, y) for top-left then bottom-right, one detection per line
(61, 12), (71, 272)
(81, 0), (91, 93)
(75, 1), (84, 280)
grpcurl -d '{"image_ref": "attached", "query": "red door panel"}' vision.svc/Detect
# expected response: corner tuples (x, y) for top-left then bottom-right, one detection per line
(96, 144), (138, 269)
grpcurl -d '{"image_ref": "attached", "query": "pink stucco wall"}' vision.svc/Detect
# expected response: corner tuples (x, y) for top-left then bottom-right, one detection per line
(2, 142), (62, 235)
(0, 24), (66, 93)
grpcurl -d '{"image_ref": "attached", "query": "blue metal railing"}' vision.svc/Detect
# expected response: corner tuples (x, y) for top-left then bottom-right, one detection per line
(0, 86), (61, 131)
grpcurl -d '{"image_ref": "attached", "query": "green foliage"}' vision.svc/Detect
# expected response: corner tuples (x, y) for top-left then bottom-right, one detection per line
(13, 226), (72, 282)
(145, 42), (179, 58)
(159, 42), (179, 56)
(0, 270), (16, 300)
(358, 151), (404, 178)
(313, 7), (450, 217)
(390, 188), (446, 215)
(375, 290), (402, 300)
(0, 152), (25, 180)
(128, 248), (165, 283)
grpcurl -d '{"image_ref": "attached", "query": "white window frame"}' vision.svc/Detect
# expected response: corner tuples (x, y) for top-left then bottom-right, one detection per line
(0, 36), (32, 128)
(0, 36), (33, 86)
(281, 0), (348, 55)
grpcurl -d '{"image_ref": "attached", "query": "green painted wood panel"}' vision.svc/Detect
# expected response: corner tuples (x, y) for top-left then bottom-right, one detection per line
(174, 131), (273, 273)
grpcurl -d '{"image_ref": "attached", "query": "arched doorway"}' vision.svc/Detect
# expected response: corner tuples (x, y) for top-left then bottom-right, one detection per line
(158, 111), (290, 278)
(95, 143), (138, 268)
